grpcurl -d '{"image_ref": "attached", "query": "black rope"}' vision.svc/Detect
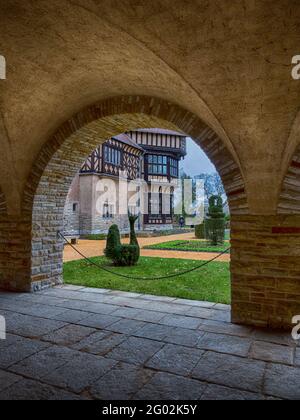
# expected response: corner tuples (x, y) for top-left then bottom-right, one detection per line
(59, 232), (230, 281)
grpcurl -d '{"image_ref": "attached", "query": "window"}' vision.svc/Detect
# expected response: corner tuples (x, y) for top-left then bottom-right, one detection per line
(72, 203), (78, 212)
(104, 146), (121, 166)
(147, 155), (168, 175)
(170, 158), (179, 177)
(103, 203), (114, 219)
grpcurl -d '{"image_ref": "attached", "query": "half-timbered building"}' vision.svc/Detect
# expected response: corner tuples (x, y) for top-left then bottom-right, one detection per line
(64, 129), (187, 235)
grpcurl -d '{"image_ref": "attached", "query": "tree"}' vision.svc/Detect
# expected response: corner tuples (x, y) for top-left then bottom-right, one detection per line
(195, 172), (226, 205)
(205, 195), (226, 246)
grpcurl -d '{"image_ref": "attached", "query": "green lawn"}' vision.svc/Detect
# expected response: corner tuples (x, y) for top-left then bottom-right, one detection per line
(64, 256), (231, 304)
(144, 240), (231, 254)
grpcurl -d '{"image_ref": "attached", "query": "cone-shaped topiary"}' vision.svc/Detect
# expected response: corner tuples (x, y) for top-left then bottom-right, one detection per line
(104, 224), (121, 259)
(205, 195), (225, 246)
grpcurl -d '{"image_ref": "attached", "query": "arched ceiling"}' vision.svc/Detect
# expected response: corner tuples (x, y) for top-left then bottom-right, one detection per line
(1, 0), (300, 215)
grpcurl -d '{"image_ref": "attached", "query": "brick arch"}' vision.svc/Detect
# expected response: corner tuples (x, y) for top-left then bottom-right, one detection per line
(22, 95), (248, 290)
(278, 143), (300, 214)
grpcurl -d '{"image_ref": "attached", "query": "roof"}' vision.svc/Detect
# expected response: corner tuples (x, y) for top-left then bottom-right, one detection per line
(133, 128), (187, 137)
(112, 133), (144, 152)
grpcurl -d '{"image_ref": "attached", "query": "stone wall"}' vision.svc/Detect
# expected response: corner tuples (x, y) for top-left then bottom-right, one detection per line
(278, 144), (300, 214)
(231, 215), (300, 329)
(0, 189), (6, 215)
(0, 216), (31, 292)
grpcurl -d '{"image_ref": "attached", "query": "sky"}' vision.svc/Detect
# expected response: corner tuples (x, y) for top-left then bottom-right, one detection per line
(180, 138), (216, 177)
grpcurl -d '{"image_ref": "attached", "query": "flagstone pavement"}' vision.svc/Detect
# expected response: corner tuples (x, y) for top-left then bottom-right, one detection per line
(0, 286), (299, 400)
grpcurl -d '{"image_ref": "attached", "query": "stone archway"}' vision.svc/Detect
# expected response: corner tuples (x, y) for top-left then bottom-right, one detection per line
(22, 96), (247, 302)
(0, 187), (6, 215)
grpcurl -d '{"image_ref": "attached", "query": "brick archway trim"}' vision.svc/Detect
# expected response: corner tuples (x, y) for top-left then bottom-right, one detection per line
(278, 144), (300, 214)
(23, 95), (249, 215)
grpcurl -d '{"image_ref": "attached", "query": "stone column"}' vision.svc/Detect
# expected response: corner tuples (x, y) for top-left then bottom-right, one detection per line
(0, 215), (32, 292)
(231, 215), (300, 330)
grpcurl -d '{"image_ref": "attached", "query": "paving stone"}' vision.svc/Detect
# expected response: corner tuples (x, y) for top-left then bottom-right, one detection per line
(146, 302), (189, 315)
(52, 309), (92, 323)
(173, 298), (215, 308)
(106, 318), (146, 334)
(0, 337), (50, 369)
(42, 353), (117, 393)
(135, 372), (206, 400)
(80, 287), (111, 294)
(250, 341), (294, 365)
(42, 324), (96, 346)
(201, 384), (264, 400)
(186, 307), (215, 319)
(214, 303), (231, 311)
(264, 363), (300, 400)
(72, 331), (127, 355)
(209, 309), (231, 323)
(0, 333), (24, 349)
(159, 314), (202, 330)
(106, 337), (164, 364)
(192, 352), (266, 393)
(78, 314), (121, 329)
(91, 362), (154, 400)
(111, 307), (165, 323)
(199, 319), (253, 338)
(9, 345), (81, 379)
(197, 332), (252, 357)
(146, 344), (204, 376)
(6, 313), (66, 338)
(251, 328), (295, 346)
(139, 294), (176, 303)
(108, 290), (142, 299)
(61, 285), (85, 291)
(164, 328), (204, 347)
(295, 348), (300, 366)
(135, 323), (175, 341)
(0, 379), (86, 400)
(187, 306), (231, 322)
(0, 370), (22, 391)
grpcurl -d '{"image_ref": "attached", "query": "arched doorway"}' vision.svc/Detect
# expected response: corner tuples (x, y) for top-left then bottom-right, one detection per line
(21, 96), (248, 323)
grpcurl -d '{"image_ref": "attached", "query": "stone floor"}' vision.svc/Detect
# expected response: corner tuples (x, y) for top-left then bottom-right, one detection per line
(0, 286), (299, 400)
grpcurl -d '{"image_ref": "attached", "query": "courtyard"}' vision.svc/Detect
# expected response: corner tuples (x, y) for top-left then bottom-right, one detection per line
(0, 286), (299, 400)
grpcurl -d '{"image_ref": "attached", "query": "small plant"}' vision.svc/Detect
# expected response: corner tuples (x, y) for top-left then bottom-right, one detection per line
(129, 213), (140, 259)
(104, 225), (121, 259)
(205, 195), (225, 246)
(113, 244), (139, 266)
(195, 223), (205, 239)
(105, 214), (140, 266)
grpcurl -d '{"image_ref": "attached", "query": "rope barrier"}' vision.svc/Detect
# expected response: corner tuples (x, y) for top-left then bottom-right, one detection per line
(59, 232), (230, 281)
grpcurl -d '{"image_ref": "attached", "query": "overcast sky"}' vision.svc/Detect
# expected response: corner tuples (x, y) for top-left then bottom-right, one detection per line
(180, 138), (216, 176)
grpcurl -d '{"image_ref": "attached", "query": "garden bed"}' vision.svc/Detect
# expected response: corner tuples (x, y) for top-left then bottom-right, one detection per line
(143, 240), (231, 254)
(64, 256), (230, 304)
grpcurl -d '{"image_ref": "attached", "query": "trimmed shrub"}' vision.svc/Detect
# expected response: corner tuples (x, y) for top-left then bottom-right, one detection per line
(112, 244), (139, 266)
(195, 223), (205, 239)
(104, 224), (121, 259)
(205, 195), (225, 246)
(129, 214), (140, 259)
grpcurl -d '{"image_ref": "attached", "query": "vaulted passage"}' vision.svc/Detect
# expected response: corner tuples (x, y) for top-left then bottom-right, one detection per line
(1, 1), (300, 333)
(25, 96), (247, 295)
(0, 93), (298, 329)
